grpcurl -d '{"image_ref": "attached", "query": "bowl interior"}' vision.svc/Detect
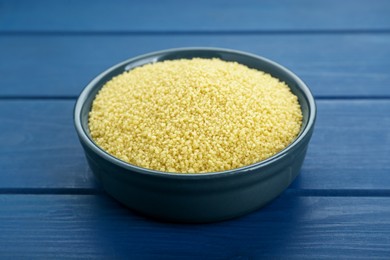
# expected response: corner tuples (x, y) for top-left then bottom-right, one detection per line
(77, 48), (315, 175)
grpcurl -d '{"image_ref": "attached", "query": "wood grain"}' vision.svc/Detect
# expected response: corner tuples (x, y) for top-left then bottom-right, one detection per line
(0, 194), (389, 258)
(1, 34), (390, 97)
(1, 0), (389, 32)
(1, 100), (389, 191)
(1, 0), (390, 258)
(0, 101), (97, 190)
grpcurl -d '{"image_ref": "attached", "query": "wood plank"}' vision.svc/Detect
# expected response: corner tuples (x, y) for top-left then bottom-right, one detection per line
(0, 101), (98, 189)
(1, 34), (390, 97)
(0, 0), (389, 32)
(0, 100), (389, 190)
(0, 194), (389, 258)
(291, 100), (390, 190)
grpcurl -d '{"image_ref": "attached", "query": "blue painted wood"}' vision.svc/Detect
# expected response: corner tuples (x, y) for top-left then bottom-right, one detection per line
(1, 0), (389, 32)
(293, 100), (390, 190)
(1, 0), (389, 257)
(1, 34), (390, 97)
(1, 100), (389, 190)
(0, 100), (98, 190)
(0, 194), (389, 258)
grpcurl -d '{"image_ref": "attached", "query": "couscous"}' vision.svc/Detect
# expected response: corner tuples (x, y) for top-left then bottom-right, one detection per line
(89, 58), (302, 173)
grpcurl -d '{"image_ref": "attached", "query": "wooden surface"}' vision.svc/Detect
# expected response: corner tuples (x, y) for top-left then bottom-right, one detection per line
(1, 0), (390, 258)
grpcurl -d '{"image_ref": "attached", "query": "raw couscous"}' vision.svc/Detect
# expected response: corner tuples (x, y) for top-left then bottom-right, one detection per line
(89, 58), (302, 173)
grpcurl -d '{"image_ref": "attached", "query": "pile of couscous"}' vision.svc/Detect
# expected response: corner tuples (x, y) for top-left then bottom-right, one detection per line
(89, 58), (302, 173)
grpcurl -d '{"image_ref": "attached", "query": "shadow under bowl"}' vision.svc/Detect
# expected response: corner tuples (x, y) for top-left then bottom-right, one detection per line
(74, 47), (316, 223)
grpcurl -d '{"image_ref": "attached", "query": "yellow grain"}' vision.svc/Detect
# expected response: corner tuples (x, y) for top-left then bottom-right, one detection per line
(89, 58), (302, 173)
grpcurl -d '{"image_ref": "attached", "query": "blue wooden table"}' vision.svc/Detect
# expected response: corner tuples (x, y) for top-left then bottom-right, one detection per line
(1, 0), (390, 258)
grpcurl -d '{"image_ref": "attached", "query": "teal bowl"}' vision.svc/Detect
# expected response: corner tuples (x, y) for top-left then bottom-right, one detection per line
(74, 47), (316, 223)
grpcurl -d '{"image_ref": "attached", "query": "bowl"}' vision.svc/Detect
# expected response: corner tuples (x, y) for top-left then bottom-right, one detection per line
(74, 47), (316, 223)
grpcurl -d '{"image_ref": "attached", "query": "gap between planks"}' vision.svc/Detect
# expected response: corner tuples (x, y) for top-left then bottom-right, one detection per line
(1, 29), (390, 36)
(1, 188), (390, 197)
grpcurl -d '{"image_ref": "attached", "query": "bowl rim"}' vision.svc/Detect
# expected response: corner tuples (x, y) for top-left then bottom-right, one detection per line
(74, 47), (316, 179)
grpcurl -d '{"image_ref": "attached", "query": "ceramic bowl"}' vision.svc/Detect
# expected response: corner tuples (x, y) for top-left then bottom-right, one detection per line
(74, 47), (316, 223)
